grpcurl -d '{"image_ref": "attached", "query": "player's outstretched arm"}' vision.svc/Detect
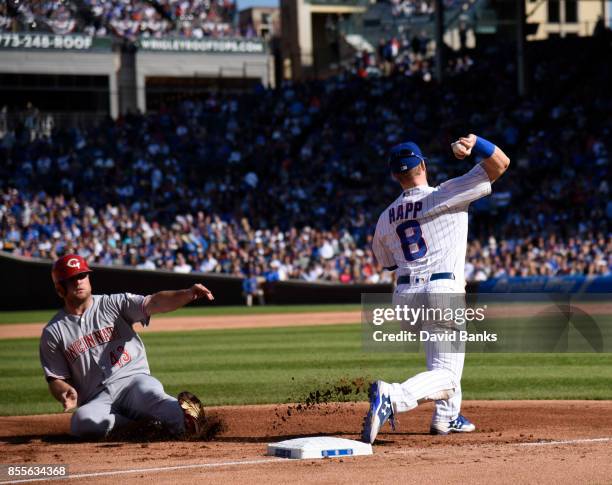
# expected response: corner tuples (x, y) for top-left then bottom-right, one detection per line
(144, 284), (214, 315)
(452, 134), (510, 182)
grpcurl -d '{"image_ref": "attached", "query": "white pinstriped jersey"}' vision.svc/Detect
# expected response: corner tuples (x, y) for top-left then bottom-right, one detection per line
(373, 164), (491, 288)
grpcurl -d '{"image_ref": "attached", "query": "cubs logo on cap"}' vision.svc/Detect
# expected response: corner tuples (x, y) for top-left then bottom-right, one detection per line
(51, 254), (92, 284)
(388, 142), (426, 174)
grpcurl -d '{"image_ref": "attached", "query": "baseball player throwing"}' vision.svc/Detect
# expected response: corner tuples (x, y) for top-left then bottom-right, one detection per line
(362, 134), (510, 443)
(40, 254), (214, 439)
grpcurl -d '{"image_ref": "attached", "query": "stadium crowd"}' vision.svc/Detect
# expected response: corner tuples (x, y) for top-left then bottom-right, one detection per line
(0, 0), (469, 39)
(362, 32), (473, 80)
(1, 0), (237, 39)
(389, 0), (433, 19)
(85, 0), (236, 40)
(386, 0), (465, 19)
(1, 0), (78, 35)
(0, 38), (610, 283)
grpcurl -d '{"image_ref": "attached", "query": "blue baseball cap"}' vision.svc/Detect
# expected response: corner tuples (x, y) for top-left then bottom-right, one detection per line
(388, 142), (426, 174)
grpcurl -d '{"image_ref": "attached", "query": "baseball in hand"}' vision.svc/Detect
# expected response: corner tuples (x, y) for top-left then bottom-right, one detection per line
(452, 141), (471, 159)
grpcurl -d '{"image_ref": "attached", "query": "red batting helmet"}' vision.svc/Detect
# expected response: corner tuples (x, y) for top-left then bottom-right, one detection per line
(51, 254), (92, 285)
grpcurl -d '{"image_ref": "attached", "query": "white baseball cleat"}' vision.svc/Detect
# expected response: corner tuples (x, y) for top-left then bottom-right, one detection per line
(361, 380), (396, 444)
(430, 414), (476, 435)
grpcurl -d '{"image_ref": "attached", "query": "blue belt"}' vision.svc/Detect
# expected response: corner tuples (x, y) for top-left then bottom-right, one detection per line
(397, 272), (455, 285)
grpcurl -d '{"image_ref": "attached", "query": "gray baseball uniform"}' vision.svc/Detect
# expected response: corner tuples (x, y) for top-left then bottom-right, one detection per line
(39, 293), (184, 438)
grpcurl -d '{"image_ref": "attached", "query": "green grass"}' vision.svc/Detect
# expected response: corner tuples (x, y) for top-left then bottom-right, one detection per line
(0, 304), (361, 325)
(1, 324), (612, 416)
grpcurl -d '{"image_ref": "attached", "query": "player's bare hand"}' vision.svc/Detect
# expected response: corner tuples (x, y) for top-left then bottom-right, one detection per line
(61, 387), (78, 412)
(452, 134), (477, 159)
(459, 134), (477, 149)
(451, 141), (470, 159)
(190, 284), (214, 301)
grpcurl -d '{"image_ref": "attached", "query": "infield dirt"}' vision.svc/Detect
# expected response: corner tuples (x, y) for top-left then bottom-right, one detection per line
(2, 401), (612, 484)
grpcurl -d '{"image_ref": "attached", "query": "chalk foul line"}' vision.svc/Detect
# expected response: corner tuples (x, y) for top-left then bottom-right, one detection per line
(517, 437), (612, 447)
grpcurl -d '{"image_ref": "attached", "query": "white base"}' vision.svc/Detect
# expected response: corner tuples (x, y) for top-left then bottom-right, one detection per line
(267, 437), (373, 460)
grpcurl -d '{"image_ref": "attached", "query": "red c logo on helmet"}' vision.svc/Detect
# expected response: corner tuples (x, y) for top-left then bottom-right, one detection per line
(52, 254), (92, 285)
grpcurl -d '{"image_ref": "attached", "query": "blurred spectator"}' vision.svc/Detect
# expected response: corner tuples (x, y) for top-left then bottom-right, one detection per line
(242, 272), (265, 306)
(174, 253), (192, 273)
